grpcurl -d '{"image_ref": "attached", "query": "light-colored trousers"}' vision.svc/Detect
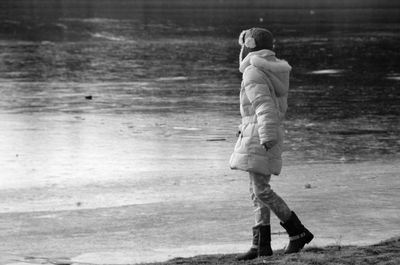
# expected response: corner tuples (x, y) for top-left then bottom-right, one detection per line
(249, 172), (292, 227)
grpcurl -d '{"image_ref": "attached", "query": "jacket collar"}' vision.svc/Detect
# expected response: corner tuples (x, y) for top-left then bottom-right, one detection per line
(239, 49), (292, 74)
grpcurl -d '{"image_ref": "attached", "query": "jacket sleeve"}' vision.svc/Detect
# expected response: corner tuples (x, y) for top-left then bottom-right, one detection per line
(243, 66), (279, 144)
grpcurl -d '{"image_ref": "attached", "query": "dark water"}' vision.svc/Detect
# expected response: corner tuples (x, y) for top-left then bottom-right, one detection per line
(1, 1), (399, 163)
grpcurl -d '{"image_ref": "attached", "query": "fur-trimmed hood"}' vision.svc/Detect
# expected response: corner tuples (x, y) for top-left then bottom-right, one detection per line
(239, 49), (292, 74)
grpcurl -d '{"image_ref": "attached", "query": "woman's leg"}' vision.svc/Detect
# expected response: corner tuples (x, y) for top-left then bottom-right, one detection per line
(237, 174), (273, 260)
(249, 175), (271, 227)
(249, 172), (292, 223)
(250, 172), (314, 253)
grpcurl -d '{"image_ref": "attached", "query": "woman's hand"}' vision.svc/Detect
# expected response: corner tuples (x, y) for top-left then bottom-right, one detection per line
(262, 140), (277, 151)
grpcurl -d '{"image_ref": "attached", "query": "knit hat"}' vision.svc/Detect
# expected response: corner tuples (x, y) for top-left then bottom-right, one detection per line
(239, 28), (274, 61)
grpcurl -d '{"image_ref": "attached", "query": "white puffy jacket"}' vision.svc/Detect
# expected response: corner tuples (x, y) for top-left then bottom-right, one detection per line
(229, 50), (292, 175)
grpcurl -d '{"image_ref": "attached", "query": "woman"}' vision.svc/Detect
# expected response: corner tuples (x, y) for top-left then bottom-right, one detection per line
(229, 28), (314, 260)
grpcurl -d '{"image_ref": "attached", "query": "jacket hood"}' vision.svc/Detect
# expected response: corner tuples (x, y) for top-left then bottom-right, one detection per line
(239, 49), (292, 74)
(240, 50), (291, 97)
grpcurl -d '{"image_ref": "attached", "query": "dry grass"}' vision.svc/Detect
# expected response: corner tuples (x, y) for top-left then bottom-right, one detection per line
(143, 237), (400, 265)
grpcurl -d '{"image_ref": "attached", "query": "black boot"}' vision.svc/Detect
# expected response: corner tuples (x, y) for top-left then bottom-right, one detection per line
(280, 211), (314, 254)
(258, 225), (273, 257)
(237, 225), (273, 261)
